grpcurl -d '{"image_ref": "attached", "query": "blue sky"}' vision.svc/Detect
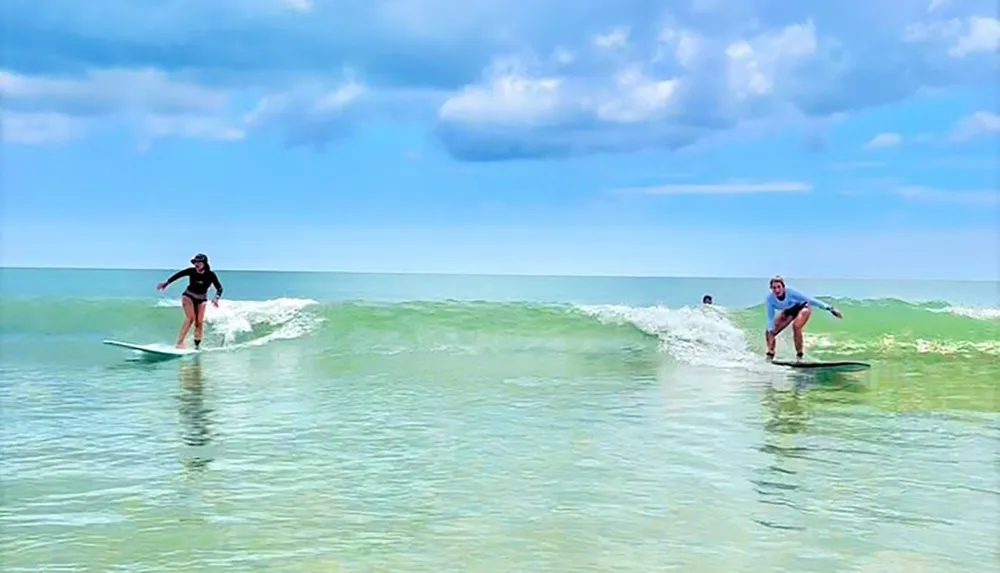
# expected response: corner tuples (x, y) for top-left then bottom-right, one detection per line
(2, 0), (998, 280)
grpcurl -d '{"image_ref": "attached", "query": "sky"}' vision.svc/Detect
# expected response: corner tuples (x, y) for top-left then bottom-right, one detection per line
(1, 0), (998, 280)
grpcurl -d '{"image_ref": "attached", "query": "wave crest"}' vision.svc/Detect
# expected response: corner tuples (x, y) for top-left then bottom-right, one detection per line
(2, 295), (996, 361)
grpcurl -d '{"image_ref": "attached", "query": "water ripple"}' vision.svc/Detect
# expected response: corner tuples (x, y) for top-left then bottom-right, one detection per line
(1, 346), (996, 572)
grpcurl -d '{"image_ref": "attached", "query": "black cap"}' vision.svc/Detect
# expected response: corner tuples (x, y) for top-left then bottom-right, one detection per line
(191, 253), (208, 264)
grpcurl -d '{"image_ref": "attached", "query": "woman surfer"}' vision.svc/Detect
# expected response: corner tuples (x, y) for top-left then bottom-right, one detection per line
(157, 253), (224, 349)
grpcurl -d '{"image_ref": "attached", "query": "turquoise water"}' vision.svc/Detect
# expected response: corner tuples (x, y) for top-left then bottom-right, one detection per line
(2, 268), (998, 571)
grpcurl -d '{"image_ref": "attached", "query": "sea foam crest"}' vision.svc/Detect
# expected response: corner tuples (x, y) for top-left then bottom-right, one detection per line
(939, 306), (1000, 321)
(157, 296), (321, 347)
(576, 304), (757, 368)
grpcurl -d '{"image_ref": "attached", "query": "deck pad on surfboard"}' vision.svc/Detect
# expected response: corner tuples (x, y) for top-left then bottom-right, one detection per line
(772, 360), (870, 373)
(103, 339), (199, 357)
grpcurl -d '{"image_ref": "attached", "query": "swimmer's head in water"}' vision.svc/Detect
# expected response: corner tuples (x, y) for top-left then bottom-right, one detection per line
(702, 294), (713, 304)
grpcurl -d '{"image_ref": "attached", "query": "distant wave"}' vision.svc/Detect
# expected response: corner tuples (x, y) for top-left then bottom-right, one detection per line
(2, 296), (997, 362)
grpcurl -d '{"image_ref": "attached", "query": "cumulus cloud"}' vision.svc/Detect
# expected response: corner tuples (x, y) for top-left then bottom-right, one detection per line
(894, 185), (1000, 206)
(0, 68), (227, 116)
(437, 59), (568, 128)
(434, 19), (829, 159)
(0, 68), (242, 145)
(927, 0), (951, 12)
(282, 0), (314, 12)
(865, 133), (902, 149)
(949, 111), (1000, 142)
(593, 27), (630, 50)
(1, 0), (998, 159)
(1, 112), (87, 144)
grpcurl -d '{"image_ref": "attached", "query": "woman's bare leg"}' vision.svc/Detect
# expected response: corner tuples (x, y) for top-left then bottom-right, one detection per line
(176, 296), (195, 348)
(791, 306), (813, 358)
(193, 301), (208, 348)
(765, 314), (792, 356)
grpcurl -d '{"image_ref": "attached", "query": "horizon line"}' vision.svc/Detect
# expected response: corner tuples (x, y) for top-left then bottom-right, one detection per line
(1, 264), (995, 284)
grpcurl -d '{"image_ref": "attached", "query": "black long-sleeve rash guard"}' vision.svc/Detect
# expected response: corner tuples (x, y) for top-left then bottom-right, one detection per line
(165, 267), (223, 298)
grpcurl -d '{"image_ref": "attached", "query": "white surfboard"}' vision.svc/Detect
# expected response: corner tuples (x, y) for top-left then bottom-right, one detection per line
(103, 339), (199, 357)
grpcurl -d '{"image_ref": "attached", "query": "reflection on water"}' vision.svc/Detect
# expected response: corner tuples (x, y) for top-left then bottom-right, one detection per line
(4, 339), (994, 572)
(754, 384), (810, 531)
(177, 357), (214, 474)
(747, 367), (986, 556)
(752, 374), (873, 533)
(763, 383), (811, 435)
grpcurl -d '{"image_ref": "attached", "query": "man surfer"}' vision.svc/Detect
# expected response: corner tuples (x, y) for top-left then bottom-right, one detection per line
(157, 253), (223, 350)
(764, 275), (841, 361)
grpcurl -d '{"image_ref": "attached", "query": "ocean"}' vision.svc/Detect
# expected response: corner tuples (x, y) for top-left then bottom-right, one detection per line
(2, 268), (998, 572)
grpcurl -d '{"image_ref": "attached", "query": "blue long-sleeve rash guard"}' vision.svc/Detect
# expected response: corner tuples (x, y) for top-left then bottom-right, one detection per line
(765, 287), (832, 332)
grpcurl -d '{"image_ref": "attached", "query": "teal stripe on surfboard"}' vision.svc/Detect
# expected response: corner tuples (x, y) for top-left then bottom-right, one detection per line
(772, 360), (871, 373)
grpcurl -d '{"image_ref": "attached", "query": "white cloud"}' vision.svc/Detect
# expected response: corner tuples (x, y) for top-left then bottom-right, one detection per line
(435, 19), (820, 157)
(139, 115), (246, 146)
(724, 20), (818, 100)
(895, 185), (1000, 206)
(0, 68), (240, 144)
(903, 19), (962, 42)
(904, 16), (1000, 57)
(551, 48), (575, 65)
(237, 73), (425, 147)
(371, 0), (514, 41)
(594, 66), (680, 123)
(437, 56), (685, 129)
(594, 28), (629, 50)
(611, 181), (812, 195)
(1, 112), (87, 144)
(2, 2), (997, 160)
(656, 28), (702, 68)
(281, 0), (313, 12)
(315, 81), (367, 112)
(437, 59), (565, 126)
(949, 110), (1000, 141)
(949, 16), (1000, 57)
(0, 68), (227, 115)
(865, 133), (902, 149)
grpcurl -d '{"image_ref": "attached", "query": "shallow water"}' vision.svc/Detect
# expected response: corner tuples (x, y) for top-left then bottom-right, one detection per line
(2, 269), (997, 571)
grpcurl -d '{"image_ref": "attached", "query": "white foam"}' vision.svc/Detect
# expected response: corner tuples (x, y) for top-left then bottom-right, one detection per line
(577, 304), (760, 368)
(940, 305), (1000, 321)
(912, 338), (1000, 355)
(155, 296), (322, 348)
(810, 333), (1000, 356)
